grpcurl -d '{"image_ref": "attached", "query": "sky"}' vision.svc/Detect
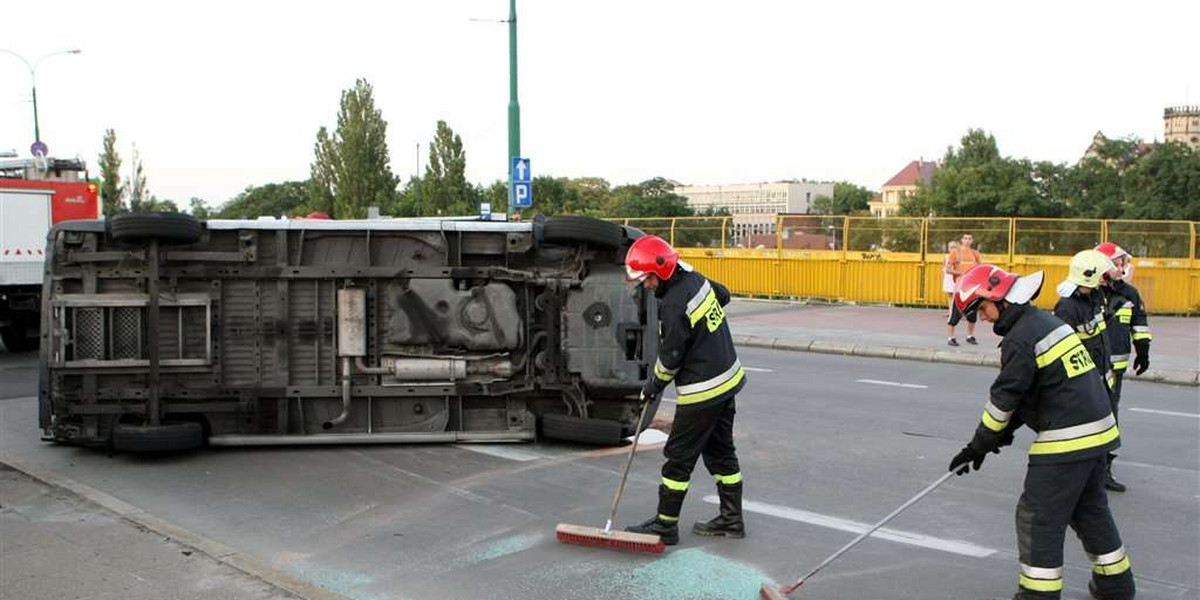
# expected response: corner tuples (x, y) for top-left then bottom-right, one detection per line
(2, 0), (1197, 209)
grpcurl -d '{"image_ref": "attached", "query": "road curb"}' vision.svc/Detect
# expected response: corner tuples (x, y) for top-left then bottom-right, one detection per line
(0, 451), (355, 600)
(732, 334), (1199, 387)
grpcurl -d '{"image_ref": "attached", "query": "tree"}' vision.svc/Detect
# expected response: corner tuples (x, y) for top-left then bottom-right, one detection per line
(127, 146), (149, 212)
(97, 129), (125, 216)
(811, 181), (874, 215)
(140, 196), (179, 213)
(422, 120), (474, 216)
(188, 197), (211, 220)
(215, 181), (311, 218)
(607, 177), (692, 217)
(1122, 141), (1200, 221)
(902, 129), (1043, 217)
(309, 79), (398, 219)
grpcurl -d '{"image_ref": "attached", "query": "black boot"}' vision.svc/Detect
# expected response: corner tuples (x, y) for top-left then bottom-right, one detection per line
(1105, 455), (1126, 493)
(693, 482), (745, 538)
(625, 516), (679, 545)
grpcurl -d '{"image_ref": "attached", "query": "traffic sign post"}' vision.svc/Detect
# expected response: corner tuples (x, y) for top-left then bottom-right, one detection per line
(510, 157), (532, 209)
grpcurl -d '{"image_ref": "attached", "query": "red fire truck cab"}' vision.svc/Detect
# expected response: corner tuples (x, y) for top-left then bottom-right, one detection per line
(1, 157), (100, 351)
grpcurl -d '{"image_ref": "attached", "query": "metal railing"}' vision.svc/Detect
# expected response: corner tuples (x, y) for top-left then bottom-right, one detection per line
(608, 216), (1200, 314)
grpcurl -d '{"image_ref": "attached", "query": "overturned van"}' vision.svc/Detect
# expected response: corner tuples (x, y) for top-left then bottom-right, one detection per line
(38, 213), (658, 451)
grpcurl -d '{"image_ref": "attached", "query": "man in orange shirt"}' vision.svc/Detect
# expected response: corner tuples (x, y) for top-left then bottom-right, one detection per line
(946, 233), (983, 346)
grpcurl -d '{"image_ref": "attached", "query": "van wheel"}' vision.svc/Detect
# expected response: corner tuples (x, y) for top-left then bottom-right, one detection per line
(540, 413), (626, 446)
(543, 216), (624, 249)
(111, 212), (203, 245)
(112, 421), (205, 452)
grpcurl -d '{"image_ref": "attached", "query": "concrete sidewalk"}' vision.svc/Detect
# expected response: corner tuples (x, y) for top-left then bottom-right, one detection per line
(726, 299), (1200, 385)
(0, 464), (316, 600)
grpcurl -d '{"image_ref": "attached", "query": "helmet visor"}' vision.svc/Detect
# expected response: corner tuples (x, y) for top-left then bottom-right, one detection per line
(625, 264), (650, 283)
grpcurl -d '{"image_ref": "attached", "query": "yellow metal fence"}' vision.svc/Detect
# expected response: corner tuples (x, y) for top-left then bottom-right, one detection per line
(608, 216), (1200, 314)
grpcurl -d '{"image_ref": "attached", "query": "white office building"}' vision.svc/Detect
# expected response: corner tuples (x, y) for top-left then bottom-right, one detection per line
(674, 181), (834, 245)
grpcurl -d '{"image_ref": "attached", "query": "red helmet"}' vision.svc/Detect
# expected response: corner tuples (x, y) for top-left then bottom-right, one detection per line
(1094, 242), (1131, 280)
(624, 235), (679, 282)
(954, 264), (1045, 314)
(1094, 242), (1129, 261)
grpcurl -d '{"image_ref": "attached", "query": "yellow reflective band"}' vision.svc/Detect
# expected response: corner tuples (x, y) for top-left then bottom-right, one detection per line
(1029, 425), (1120, 456)
(1019, 574), (1063, 592)
(1076, 325), (1106, 340)
(661, 477), (690, 491)
(657, 513), (679, 523)
(654, 361), (675, 382)
(1131, 332), (1152, 341)
(677, 367), (745, 405)
(981, 410), (1007, 432)
(1112, 360), (1129, 371)
(713, 472), (742, 485)
(1036, 335), (1084, 369)
(688, 290), (719, 327)
(1093, 556), (1131, 576)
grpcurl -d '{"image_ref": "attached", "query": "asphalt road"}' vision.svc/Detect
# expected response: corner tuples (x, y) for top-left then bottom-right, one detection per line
(1, 346), (1196, 600)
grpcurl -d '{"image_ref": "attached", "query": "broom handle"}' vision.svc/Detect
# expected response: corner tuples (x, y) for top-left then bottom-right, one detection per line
(783, 470), (956, 594)
(604, 399), (652, 533)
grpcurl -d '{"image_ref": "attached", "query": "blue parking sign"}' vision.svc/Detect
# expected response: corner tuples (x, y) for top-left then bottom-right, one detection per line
(510, 157), (532, 208)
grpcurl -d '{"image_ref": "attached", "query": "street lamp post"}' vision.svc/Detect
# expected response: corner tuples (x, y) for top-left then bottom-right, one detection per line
(0, 48), (82, 156)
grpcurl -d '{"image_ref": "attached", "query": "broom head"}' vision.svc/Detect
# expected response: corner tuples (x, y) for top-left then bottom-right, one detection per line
(555, 523), (665, 555)
(759, 583), (791, 600)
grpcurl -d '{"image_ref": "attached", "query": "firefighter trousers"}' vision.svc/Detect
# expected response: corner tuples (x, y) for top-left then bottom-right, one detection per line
(654, 396), (741, 523)
(1014, 456), (1134, 600)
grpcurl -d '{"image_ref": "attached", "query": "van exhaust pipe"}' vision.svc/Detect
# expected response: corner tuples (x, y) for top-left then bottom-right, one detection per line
(326, 288), (368, 430)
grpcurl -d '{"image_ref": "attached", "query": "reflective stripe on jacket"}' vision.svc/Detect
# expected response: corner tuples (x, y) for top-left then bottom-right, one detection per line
(643, 263), (745, 405)
(1103, 280), (1151, 373)
(1054, 291), (1112, 392)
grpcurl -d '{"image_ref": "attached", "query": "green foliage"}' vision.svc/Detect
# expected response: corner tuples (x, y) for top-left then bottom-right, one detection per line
(97, 129), (125, 216)
(903, 129), (1200, 224)
(188, 198), (211, 220)
(139, 197), (180, 213)
(421, 120), (475, 216)
(309, 79), (398, 219)
(127, 148), (149, 212)
(608, 177), (692, 218)
(811, 181), (875, 215)
(215, 181), (310, 218)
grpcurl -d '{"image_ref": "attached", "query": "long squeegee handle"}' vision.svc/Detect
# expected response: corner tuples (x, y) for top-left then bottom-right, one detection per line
(782, 469), (958, 594)
(603, 399), (651, 534)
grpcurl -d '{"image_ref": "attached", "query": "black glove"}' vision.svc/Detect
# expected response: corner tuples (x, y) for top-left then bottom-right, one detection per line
(1133, 340), (1150, 376)
(997, 415), (1023, 449)
(949, 446), (988, 475)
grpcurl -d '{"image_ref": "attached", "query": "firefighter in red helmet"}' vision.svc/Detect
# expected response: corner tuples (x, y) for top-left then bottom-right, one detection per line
(623, 235), (746, 545)
(1094, 241), (1151, 492)
(950, 264), (1134, 600)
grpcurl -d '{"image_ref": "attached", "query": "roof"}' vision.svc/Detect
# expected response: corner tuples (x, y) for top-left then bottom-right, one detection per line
(883, 160), (937, 188)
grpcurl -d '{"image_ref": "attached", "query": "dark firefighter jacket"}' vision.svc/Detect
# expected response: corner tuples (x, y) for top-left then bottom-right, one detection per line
(642, 262), (745, 406)
(1103, 280), (1152, 373)
(967, 303), (1120, 466)
(1054, 290), (1114, 390)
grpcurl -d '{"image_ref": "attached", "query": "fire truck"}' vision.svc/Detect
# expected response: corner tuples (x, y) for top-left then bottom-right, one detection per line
(0, 157), (100, 351)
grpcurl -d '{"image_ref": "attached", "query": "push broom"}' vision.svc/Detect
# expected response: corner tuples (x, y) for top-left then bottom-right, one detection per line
(760, 469), (958, 599)
(555, 399), (665, 554)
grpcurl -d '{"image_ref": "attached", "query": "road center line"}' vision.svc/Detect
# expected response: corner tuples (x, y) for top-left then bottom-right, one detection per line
(856, 379), (929, 389)
(707, 496), (996, 558)
(1129, 407), (1200, 419)
(454, 444), (544, 462)
(743, 366), (774, 373)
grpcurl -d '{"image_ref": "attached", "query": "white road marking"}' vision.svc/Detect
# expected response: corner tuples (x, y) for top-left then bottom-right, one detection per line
(707, 496), (996, 558)
(743, 366), (774, 373)
(1120, 460), (1199, 474)
(625, 429), (669, 445)
(856, 379), (929, 389)
(454, 444), (544, 462)
(1129, 407), (1200, 419)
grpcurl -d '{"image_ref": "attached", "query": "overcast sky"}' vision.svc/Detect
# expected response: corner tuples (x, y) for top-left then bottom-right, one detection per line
(2, 1), (1196, 208)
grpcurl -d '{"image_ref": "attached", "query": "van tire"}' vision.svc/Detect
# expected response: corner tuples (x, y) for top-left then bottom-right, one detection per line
(111, 213), (203, 245)
(541, 413), (627, 446)
(112, 421), (205, 452)
(543, 216), (624, 249)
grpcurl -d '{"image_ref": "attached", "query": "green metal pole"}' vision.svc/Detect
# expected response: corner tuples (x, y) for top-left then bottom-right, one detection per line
(507, 0), (521, 209)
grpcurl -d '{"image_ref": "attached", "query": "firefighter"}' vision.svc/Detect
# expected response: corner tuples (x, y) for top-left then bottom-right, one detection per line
(1094, 242), (1152, 492)
(950, 264), (1134, 600)
(623, 234), (746, 545)
(1054, 250), (1118, 394)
